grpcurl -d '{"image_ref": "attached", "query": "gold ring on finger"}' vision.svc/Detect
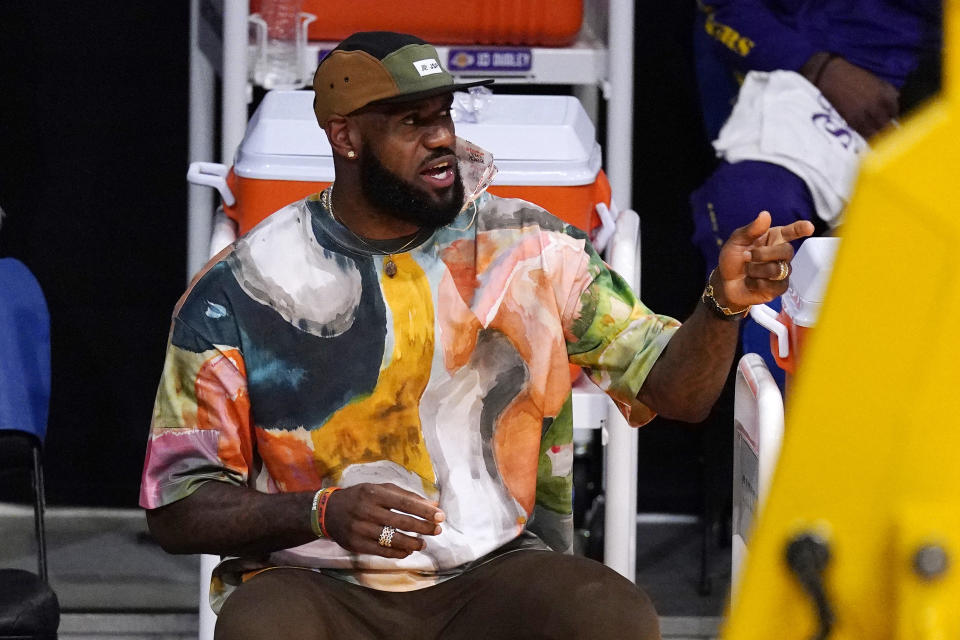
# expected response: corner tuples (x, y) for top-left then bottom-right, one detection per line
(378, 525), (396, 548)
(771, 260), (790, 282)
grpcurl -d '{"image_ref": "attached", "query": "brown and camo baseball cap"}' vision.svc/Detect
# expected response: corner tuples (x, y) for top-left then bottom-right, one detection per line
(312, 31), (494, 127)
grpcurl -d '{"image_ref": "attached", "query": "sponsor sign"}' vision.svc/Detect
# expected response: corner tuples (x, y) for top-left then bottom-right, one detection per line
(447, 48), (533, 73)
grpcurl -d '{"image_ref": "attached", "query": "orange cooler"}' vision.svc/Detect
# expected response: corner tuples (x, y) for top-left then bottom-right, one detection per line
(250, 0), (584, 46)
(226, 90), (611, 237)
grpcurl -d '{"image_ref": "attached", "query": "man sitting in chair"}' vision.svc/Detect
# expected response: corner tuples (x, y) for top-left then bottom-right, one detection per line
(140, 31), (812, 640)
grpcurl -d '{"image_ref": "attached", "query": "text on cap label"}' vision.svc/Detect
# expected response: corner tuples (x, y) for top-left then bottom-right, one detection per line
(413, 58), (443, 77)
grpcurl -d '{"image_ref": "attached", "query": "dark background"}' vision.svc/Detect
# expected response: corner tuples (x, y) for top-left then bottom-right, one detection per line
(0, 2), (720, 513)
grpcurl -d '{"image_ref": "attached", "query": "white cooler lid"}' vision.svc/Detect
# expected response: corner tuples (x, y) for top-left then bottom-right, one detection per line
(782, 237), (841, 327)
(234, 90), (602, 186)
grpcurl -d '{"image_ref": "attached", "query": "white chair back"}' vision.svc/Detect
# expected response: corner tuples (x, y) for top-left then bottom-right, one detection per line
(731, 353), (784, 599)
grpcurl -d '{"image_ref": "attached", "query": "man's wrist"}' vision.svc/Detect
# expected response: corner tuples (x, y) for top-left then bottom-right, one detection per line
(701, 268), (749, 321)
(310, 486), (341, 538)
(800, 51), (837, 87)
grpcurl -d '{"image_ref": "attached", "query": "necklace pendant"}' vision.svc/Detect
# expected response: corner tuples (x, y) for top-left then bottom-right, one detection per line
(384, 258), (398, 278)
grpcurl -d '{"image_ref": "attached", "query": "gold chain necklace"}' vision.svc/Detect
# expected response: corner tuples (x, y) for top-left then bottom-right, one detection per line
(321, 184), (423, 278)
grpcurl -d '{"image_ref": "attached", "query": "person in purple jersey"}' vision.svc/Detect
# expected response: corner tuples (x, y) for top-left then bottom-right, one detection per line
(697, 0), (942, 141)
(692, 0), (943, 266)
(689, 0), (942, 389)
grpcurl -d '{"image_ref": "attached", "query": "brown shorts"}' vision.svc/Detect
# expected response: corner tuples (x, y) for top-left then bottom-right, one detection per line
(215, 550), (661, 640)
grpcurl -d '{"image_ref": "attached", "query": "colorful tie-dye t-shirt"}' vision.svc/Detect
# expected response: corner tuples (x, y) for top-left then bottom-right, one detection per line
(140, 147), (679, 609)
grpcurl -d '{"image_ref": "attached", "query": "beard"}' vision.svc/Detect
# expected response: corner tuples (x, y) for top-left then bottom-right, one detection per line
(359, 142), (465, 228)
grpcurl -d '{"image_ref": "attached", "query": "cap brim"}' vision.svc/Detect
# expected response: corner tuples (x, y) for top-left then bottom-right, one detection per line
(371, 78), (495, 105)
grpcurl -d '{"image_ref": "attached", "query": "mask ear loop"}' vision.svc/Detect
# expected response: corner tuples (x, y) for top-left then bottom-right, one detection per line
(448, 197), (479, 232)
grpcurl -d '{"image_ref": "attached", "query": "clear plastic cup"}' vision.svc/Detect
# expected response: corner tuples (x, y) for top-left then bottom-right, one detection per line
(250, 0), (313, 90)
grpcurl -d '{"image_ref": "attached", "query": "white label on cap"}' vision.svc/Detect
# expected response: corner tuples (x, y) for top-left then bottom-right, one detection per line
(413, 58), (443, 77)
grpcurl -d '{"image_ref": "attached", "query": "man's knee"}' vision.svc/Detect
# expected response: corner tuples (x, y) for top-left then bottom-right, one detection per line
(550, 556), (661, 639)
(497, 553), (661, 640)
(214, 569), (335, 640)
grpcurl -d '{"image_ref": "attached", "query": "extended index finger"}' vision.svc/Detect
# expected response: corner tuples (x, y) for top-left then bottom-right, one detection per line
(378, 483), (445, 523)
(764, 220), (816, 246)
(728, 210), (772, 247)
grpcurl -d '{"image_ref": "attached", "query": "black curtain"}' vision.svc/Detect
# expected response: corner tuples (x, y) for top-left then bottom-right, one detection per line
(0, 2), (189, 506)
(633, 2), (720, 514)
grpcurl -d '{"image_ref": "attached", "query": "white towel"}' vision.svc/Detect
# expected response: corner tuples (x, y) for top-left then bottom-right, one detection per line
(713, 70), (869, 228)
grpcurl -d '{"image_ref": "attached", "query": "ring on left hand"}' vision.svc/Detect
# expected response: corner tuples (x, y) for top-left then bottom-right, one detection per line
(378, 525), (396, 548)
(771, 260), (790, 282)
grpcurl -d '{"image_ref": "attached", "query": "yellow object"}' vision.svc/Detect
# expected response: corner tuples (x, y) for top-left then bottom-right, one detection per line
(723, 3), (960, 639)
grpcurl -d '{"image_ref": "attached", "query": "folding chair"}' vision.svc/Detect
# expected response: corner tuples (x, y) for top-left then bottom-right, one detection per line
(0, 258), (59, 639)
(730, 352), (785, 601)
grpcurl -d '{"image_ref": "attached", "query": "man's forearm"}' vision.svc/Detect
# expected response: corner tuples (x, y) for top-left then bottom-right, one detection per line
(636, 302), (740, 423)
(145, 481), (316, 556)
